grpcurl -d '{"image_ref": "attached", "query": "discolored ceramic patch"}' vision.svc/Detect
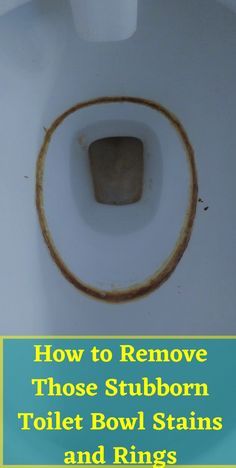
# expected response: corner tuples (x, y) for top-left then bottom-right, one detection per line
(89, 137), (144, 205)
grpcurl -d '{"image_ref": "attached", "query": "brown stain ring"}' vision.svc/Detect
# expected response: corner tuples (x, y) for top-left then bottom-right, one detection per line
(36, 96), (198, 303)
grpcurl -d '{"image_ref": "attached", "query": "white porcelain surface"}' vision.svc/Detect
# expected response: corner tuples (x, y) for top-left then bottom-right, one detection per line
(69, 0), (138, 42)
(218, 0), (236, 12)
(0, 0), (236, 334)
(0, 0), (31, 16)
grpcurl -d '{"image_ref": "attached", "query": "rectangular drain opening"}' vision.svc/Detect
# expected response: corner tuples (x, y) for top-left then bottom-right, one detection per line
(89, 136), (144, 205)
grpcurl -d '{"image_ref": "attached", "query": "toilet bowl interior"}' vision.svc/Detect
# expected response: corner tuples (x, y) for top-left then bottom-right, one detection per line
(38, 99), (194, 296)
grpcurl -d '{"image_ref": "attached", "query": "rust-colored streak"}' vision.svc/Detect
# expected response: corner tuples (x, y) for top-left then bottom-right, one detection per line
(36, 96), (198, 303)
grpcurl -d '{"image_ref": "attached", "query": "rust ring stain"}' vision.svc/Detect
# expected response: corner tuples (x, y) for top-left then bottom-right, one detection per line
(36, 96), (198, 303)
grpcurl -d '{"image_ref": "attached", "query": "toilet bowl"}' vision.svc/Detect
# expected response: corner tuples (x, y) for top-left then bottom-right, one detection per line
(36, 96), (197, 302)
(0, 0), (236, 335)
